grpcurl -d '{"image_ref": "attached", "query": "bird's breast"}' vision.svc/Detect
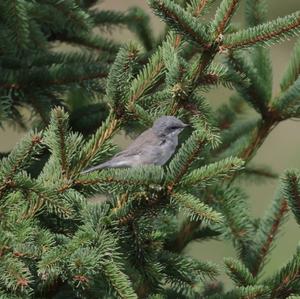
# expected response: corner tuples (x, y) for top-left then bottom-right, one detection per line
(158, 137), (178, 164)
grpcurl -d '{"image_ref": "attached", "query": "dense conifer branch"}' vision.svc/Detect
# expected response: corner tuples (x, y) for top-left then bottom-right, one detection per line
(166, 130), (208, 190)
(211, 187), (255, 257)
(273, 76), (300, 118)
(224, 257), (256, 287)
(213, 0), (240, 36)
(181, 157), (244, 186)
(1, 1), (300, 297)
(0, 132), (42, 198)
(2, 0), (30, 49)
(223, 285), (270, 299)
(103, 263), (138, 299)
(148, 0), (210, 47)
(283, 169), (300, 225)
(77, 166), (164, 190)
(281, 39), (300, 91)
(76, 114), (120, 172)
(0, 133), (42, 179)
(127, 46), (165, 108)
(223, 11), (300, 49)
(245, 0), (267, 26)
(171, 192), (223, 224)
(250, 198), (288, 277)
(191, 0), (210, 17)
(226, 52), (271, 117)
(265, 249), (300, 298)
(13, 174), (73, 218)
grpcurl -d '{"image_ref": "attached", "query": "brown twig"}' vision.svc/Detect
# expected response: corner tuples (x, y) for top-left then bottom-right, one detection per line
(239, 119), (279, 162)
(193, 0), (209, 17)
(251, 200), (289, 277)
(166, 219), (201, 253)
(57, 113), (68, 178)
(215, 0), (240, 36)
(224, 16), (300, 50)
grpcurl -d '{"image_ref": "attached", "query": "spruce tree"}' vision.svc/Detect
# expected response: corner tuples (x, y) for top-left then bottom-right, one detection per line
(1, 0), (300, 298)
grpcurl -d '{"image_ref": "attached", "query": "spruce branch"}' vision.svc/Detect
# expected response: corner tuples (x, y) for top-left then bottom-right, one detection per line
(245, 0), (272, 102)
(0, 255), (33, 295)
(102, 262), (138, 299)
(171, 192), (223, 224)
(43, 108), (69, 178)
(76, 114), (120, 173)
(2, 0), (30, 49)
(126, 7), (155, 51)
(54, 32), (120, 53)
(283, 169), (300, 225)
(127, 45), (165, 110)
(224, 257), (256, 287)
(249, 197), (289, 277)
(167, 125), (220, 190)
(166, 129), (207, 189)
(92, 7), (154, 51)
(0, 132), (42, 179)
(148, 0), (210, 47)
(78, 166), (164, 191)
(13, 173), (73, 218)
(265, 249), (300, 299)
(180, 156), (244, 187)
(160, 250), (219, 284)
(106, 44), (139, 113)
(252, 46), (273, 103)
(245, 0), (268, 27)
(44, 0), (93, 32)
(223, 285), (270, 299)
(199, 63), (234, 89)
(212, 0), (240, 37)
(216, 119), (257, 156)
(0, 132), (42, 198)
(165, 220), (221, 253)
(211, 186), (255, 258)
(223, 11), (300, 49)
(273, 76), (300, 119)
(281, 39), (300, 92)
(2, 1), (300, 297)
(188, 0), (213, 18)
(226, 52), (271, 117)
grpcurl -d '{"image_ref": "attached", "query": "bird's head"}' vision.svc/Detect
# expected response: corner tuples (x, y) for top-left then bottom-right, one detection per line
(152, 116), (188, 138)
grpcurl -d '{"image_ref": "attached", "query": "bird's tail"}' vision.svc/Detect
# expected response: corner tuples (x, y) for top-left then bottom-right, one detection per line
(81, 162), (110, 174)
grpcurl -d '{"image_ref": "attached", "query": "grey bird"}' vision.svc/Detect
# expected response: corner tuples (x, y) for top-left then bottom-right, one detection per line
(81, 116), (188, 174)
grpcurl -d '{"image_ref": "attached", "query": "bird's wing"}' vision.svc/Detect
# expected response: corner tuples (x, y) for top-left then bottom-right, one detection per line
(82, 129), (163, 173)
(114, 128), (162, 158)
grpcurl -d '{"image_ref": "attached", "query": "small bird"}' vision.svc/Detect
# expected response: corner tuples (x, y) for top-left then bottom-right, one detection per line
(81, 116), (188, 173)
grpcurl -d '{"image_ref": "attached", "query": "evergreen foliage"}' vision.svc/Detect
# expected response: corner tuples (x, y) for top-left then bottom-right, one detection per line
(1, 0), (300, 298)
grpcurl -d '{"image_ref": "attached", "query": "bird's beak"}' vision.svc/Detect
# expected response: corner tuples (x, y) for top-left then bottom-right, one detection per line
(182, 123), (190, 128)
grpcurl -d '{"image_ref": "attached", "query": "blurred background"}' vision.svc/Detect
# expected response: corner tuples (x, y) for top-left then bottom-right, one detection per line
(1, 0), (300, 288)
